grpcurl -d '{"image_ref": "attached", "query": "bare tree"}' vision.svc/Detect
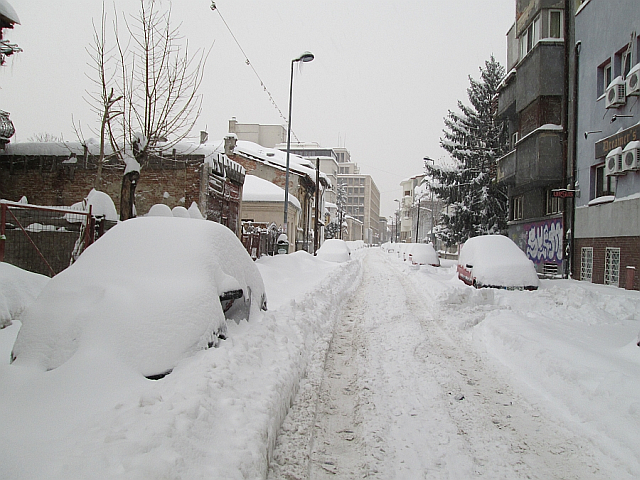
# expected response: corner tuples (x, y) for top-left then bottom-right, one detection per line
(87, 0), (207, 220)
(27, 133), (64, 142)
(85, 2), (123, 190)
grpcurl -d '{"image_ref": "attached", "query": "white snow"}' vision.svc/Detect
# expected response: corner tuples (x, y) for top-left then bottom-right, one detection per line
(0, 263), (48, 329)
(10, 217), (265, 379)
(0, 240), (639, 478)
(242, 174), (301, 210)
(316, 239), (351, 263)
(66, 189), (118, 222)
(459, 234), (539, 288)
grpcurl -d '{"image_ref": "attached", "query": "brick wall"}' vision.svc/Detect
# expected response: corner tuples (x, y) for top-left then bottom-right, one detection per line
(0, 156), (204, 217)
(573, 236), (640, 290)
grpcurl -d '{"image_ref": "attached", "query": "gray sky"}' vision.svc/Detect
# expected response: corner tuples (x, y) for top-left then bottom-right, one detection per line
(0, 0), (514, 218)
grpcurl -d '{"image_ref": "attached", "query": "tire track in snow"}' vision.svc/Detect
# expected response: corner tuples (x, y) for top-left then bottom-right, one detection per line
(273, 249), (617, 479)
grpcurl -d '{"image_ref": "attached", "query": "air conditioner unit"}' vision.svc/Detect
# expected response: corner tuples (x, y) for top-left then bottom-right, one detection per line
(606, 76), (626, 108)
(622, 141), (640, 171)
(605, 147), (624, 176)
(626, 64), (640, 96)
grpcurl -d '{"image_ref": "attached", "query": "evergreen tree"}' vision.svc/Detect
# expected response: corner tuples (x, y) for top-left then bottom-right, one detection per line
(426, 55), (509, 246)
(324, 184), (347, 240)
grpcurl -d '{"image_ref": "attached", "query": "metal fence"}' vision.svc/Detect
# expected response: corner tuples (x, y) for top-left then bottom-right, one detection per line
(241, 222), (281, 259)
(0, 201), (99, 277)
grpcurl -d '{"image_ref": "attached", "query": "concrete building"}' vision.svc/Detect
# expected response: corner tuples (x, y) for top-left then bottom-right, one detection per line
(280, 142), (381, 245)
(227, 117), (286, 149)
(496, 0), (569, 276)
(571, 0), (640, 290)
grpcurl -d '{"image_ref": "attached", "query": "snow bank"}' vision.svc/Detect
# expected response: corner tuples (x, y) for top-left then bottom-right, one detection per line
(0, 263), (48, 329)
(0, 244), (362, 479)
(11, 217), (265, 378)
(404, 261), (640, 475)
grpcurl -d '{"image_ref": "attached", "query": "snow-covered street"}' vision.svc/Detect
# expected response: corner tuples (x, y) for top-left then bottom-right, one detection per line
(1, 246), (640, 479)
(270, 249), (640, 479)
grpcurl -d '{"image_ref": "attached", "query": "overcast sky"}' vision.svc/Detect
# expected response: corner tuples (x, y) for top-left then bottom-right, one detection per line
(0, 0), (515, 218)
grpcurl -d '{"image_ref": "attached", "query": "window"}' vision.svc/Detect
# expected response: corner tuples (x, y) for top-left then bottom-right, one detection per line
(597, 58), (613, 97)
(580, 247), (593, 282)
(520, 16), (540, 59)
(595, 164), (615, 198)
(511, 131), (519, 148)
(512, 195), (524, 220)
(548, 10), (563, 39)
(622, 49), (632, 78)
(546, 190), (563, 215)
(604, 247), (620, 287)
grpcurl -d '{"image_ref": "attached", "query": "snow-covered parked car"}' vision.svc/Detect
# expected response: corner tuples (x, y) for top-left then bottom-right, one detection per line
(407, 243), (440, 266)
(457, 235), (539, 290)
(317, 239), (351, 263)
(10, 216), (267, 379)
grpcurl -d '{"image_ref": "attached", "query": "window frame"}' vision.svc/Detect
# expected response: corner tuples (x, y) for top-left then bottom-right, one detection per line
(580, 247), (593, 282)
(512, 195), (524, 221)
(546, 189), (563, 215)
(594, 163), (615, 199)
(604, 247), (621, 287)
(548, 10), (563, 39)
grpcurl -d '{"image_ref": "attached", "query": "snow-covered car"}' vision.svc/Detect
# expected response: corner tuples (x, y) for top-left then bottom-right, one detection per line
(407, 243), (440, 266)
(316, 239), (351, 263)
(457, 235), (539, 290)
(10, 216), (267, 379)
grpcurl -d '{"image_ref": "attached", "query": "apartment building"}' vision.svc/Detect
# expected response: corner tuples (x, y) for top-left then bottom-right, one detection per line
(572, 0), (639, 290)
(496, 0), (569, 276)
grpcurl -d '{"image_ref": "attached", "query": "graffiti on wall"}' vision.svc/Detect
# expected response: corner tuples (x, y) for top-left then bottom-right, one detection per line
(511, 217), (563, 266)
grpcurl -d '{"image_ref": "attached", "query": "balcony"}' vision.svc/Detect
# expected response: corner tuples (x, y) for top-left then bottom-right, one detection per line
(496, 150), (516, 185)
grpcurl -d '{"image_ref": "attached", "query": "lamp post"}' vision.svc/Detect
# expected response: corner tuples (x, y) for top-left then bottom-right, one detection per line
(394, 198), (401, 243)
(284, 51), (314, 245)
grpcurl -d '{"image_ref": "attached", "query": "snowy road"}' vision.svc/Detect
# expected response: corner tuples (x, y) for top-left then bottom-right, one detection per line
(270, 248), (626, 479)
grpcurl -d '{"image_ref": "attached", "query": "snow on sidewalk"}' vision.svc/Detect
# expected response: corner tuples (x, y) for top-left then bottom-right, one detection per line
(0, 251), (363, 480)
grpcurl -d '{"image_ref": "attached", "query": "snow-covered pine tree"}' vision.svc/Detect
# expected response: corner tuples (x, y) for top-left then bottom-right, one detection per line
(426, 55), (509, 246)
(324, 183), (347, 240)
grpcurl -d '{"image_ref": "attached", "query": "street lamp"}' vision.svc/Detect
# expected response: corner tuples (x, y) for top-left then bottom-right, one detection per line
(284, 51), (315, 242)
(394, 198), (401, 243)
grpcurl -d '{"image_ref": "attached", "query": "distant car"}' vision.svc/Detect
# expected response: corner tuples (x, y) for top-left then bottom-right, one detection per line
(317, 239), (351, 263)
(11, 216), (267, 379)
(408, 243), (440, 266)
(457, 235), (539, 290)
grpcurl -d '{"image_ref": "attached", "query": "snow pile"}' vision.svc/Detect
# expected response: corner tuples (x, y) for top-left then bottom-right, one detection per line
(459, 234), (539, 288)
(0, 263), (48, 329)
(0, 242), (362, 479)
(403, 260), (640, 475)
(316, 239), (351, 263)
(11, 217), (265, 378)
(66, 189), (118, 222)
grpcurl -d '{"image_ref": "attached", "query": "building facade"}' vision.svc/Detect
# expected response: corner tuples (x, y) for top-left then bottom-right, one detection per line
(228, 117), (286, 149)
(571, 0), (640, 290)
(496, 0), (570, 276)
(280, 142), (381, 245)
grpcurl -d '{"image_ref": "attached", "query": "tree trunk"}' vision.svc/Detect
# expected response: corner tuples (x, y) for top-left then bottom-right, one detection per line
(120, 170), (140, 221)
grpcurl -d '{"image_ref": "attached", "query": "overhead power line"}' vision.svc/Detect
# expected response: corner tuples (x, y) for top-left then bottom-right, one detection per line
(210, 2), (299, 142)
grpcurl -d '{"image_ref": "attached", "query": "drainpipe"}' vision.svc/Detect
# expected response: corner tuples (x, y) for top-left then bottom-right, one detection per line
(570, 40), (582, 280)
(562, 0), (571, 279)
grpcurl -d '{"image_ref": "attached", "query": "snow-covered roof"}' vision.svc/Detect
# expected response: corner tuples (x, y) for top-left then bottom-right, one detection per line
(0, 139), (246, 177)
(234, 140), (328, 187)
(0, 0), (20, 24)
(242, 175), (301, 210)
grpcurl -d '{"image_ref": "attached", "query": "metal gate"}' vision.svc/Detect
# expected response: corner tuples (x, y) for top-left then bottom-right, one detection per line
(0, 201), (94, 277)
